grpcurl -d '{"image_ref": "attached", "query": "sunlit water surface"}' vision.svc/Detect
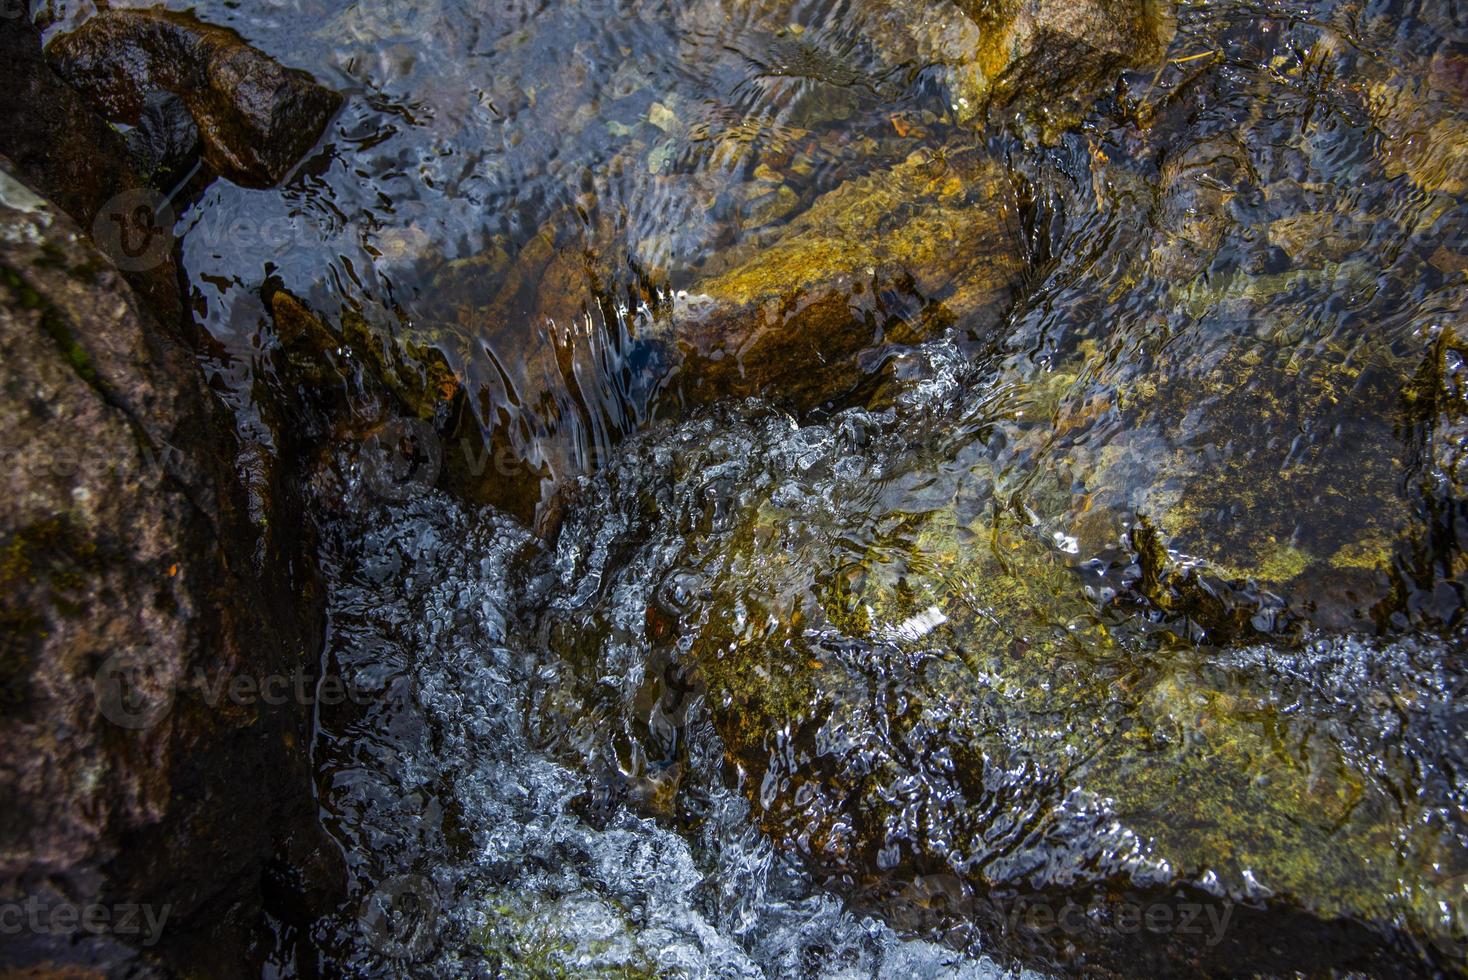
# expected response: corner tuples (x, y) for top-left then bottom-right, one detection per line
(37, 0), (1468, 973)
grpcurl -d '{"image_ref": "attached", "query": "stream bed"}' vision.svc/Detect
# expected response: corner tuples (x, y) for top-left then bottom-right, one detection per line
(31, 0), (1468, 974)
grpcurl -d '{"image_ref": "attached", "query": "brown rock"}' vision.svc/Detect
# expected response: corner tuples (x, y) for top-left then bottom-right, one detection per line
(46, 8), (341, 188)
(0, 161), (340, 973)
(662, 145), (1025, 408)
(0, 14), (181, 323)
(954, 0), (1176, 139)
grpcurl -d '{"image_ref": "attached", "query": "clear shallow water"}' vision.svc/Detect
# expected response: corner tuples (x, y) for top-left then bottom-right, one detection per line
(86, 0), (988, 522)
(36, 0), (1468, 973)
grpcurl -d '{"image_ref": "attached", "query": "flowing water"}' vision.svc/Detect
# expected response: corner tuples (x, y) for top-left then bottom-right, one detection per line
(40, 0), (1468, 974)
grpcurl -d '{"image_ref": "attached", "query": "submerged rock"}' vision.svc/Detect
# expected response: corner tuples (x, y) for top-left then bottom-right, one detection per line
(0, 162), (340, 972)
(669, 0), (1177, 142)
(540, 22), (1468, 961)
(552, 391), (1466, 975)
(1028, 332), (1422, 639)
(47, 7), (341, 187)
(659, 144), (1024, 408)
(328, 143), (1024, 527)
(952, 0), (1177, 139)
(1368, 75), (1468, 197)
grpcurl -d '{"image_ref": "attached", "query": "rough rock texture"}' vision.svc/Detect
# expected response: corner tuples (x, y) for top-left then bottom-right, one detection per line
(46, 8), (341, 187)
(0, 161), (340, 974)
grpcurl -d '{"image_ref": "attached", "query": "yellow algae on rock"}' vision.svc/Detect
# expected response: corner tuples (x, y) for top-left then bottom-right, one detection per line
(661, 145), (1024, 407)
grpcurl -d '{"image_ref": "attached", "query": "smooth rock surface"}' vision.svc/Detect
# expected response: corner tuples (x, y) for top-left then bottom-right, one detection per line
(47, 8), (341, 187)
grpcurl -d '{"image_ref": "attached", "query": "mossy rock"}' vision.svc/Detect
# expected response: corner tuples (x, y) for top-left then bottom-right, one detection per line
(649, 422), (1465, 974)
(1101, 339), (1411, 633)
(657, 145), (1025, 409)
(0, 160), (342, 973)
(473, 891), (661, 979)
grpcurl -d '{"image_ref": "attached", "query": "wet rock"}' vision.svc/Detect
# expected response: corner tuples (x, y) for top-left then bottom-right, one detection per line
(0, 13), (180, 321)
(1405, 324), (1468, 591)
(0, 163), (341, 973)
(261, 285), (503, 525)
(369, 146), (1024, 526)
(266, 286), (464, 433)
(1037, 336), (1419, 639)
(123, 91), (202, 191)
(658, 145), (1025, 409)
(0, 16), (134, 231)
(47, 7), (341, 187)
(545, 59), (1468, 958)
(1147, 136), (1248, 281)
(264, 287), (463, 443)
(667, 0), (1173, 142)
(970, 29), (1468, 642)
(952, 0), (1177, 140)
(1368, 75), (1468, 197)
